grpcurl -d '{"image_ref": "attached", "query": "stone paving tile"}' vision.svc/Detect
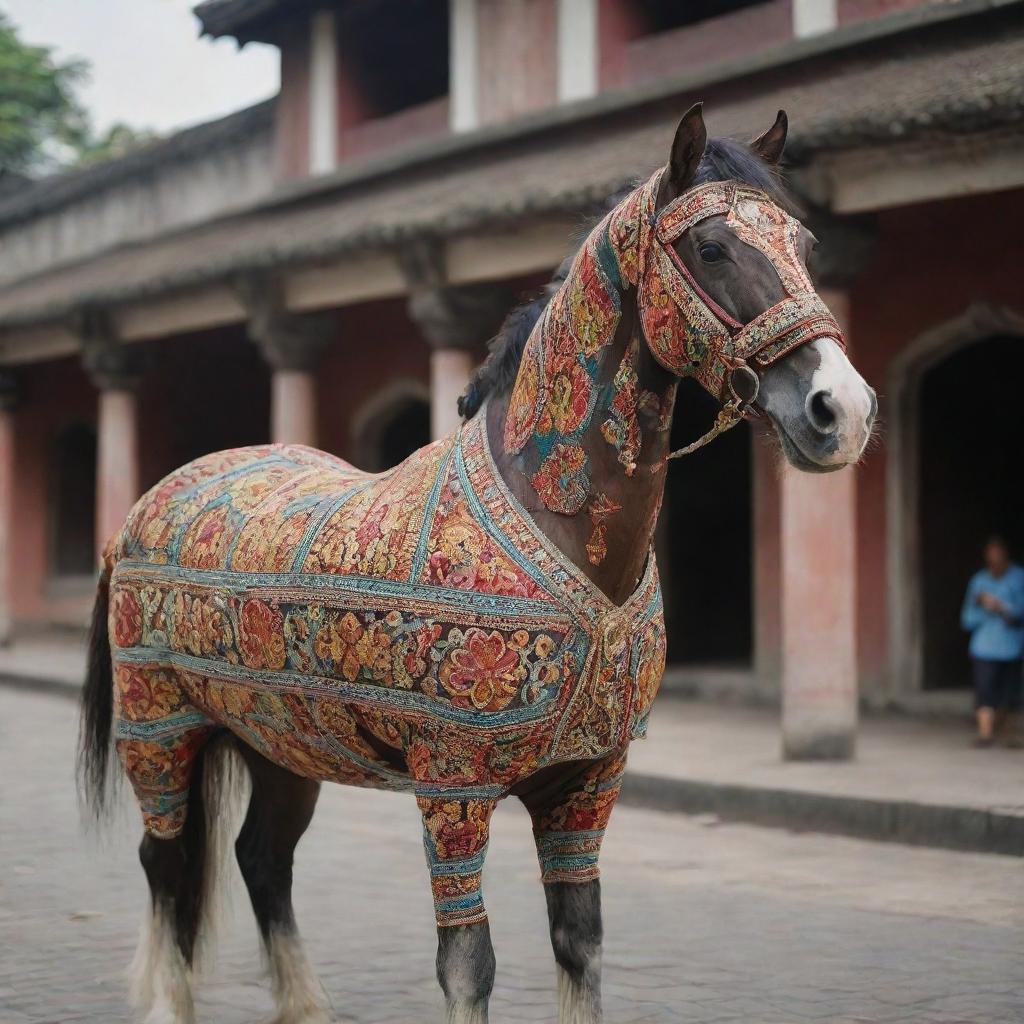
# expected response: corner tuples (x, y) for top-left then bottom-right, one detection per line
(2, 688), (1023, 1024)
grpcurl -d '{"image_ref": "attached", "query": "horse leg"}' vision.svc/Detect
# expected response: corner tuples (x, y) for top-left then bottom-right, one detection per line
(234, 745), (329, 1024)
(417, 793), (498, 1024)
(115, 666), (217, 1024)
(519, 750), (628, 1024)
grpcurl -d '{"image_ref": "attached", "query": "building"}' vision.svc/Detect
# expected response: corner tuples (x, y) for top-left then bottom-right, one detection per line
(1, 0), (1022, 754)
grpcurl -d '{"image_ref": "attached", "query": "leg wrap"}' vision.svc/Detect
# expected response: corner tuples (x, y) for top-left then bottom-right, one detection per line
(417, 792), (497, 928)
(529, 750), (626, 885)
(114, 664), (215, 838)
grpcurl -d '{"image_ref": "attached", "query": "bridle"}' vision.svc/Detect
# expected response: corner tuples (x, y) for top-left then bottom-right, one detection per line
(608, 171), (846, 458)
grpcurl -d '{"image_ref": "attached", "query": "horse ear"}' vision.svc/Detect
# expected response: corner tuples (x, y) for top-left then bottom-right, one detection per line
(750, 109), (788, 165)
(666, 102), (707, 197)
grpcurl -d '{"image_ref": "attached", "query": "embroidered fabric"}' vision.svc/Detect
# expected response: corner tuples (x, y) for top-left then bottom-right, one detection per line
(107, 413), (665, 921)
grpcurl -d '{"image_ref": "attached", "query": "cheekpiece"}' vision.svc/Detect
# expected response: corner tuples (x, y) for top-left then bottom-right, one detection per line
(610, 170), (845, 407)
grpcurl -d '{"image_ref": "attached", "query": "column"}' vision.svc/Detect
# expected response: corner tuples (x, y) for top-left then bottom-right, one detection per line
(752, 420), (782, 694)
(429, 347), (475, 440)
(449, 0), (479, 132)
(793, 0), (837, 37)
(82, 327), (145, 560)
(403, 245), (512, 440)
(308, 8), (338, 174)
(271, 368), (318, 447)
(780, 286), (858, 759)
(240, 278), (334, 446)
(557, 0), (599, 103)
(0, 373), (18, 644)
(257, 320), (332, 446)
(779, 453), (858, 760)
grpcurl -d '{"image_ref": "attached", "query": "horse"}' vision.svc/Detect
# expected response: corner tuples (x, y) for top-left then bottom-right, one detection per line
(79, 104), (876, 1024)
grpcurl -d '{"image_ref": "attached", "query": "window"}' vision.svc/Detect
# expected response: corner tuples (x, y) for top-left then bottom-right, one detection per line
(51, 423), (96, 577)
(337, 0), (449, 118)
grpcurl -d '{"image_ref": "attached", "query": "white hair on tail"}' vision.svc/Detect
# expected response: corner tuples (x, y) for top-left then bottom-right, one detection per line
(193, 739), (250, 972)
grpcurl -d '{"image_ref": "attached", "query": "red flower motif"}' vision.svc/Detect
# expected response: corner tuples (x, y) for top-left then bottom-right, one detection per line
(440, 629), (524, 712)
(238, 599), (286, 670)
(530, 443), (590, 516)
(111, 588), (142, 648)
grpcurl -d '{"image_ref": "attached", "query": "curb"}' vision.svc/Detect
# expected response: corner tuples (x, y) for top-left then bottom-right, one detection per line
(7, 672), (1021, 857)
(620, 772), (1024, 858)
(0, 671), (82, 700)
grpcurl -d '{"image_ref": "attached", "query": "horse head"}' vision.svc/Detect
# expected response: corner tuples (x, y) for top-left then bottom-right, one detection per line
(630, 103), (877, 471)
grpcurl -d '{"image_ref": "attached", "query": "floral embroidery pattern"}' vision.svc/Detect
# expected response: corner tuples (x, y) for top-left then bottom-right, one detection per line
(585, 493), (623, 567)
(108, 419), (663, 866)
(439, 628), (525, 712)
(238, 599), (286, 671)
(111, 587), (142, 648)
(417, 795), (496, 927)
(530, 443), (591, 516)
(601, 337), (642, 475)
(529, 749), (627, 885)
(504, 216), (622, 514)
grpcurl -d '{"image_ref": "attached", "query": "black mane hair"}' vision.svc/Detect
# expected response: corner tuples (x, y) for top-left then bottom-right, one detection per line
(457, 136), (792, 420)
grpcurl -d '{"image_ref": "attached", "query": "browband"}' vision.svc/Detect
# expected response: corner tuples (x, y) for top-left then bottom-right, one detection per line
(609, 171), (845, 410)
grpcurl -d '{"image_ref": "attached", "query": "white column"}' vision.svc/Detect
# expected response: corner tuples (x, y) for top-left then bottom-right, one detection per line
(793, 0), (837, 37)
(0, 390), (15, 644)
(271, 369), (318, 447)
(309, 9), (338, 174)
(450, 0), (479, 132)
(557, 0), (599, 103)
(430, 348), (474, 440)
(780, 286), (857, 759)
(96, 387), (140, 558)
(779, 462), (857, 759)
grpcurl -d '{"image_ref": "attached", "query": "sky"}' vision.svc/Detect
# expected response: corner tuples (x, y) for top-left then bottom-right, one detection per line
(2, 0), (279, 135)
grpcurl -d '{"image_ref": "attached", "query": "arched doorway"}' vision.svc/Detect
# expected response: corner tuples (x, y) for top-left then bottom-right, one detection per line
(352, 381), (431, 471)
(661, 378), (752, 665)
(50, 422), (97, 577)
(919, 337), (1024, 689)
(888, 305), (1024, 695)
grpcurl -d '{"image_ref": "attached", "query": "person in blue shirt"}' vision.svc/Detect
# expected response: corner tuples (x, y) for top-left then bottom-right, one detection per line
(961, 535), (1024, 747)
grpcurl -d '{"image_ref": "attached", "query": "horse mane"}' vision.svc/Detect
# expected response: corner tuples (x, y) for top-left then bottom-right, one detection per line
(457, 136), (793, 420)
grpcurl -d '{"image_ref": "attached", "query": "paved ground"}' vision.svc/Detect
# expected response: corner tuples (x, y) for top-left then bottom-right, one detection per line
(2, 688), (1023, 1024)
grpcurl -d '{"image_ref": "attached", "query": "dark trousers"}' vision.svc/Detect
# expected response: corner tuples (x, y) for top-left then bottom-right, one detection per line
(972, 657), (1023, 711)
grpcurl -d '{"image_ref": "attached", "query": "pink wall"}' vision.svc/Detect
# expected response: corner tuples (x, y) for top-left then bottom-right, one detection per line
(274, 17), (311, 180)
(338, 97), (449, 162)
(476, 0), (558, 125)
(839, 0), (933, 26)
(599, 0), (793, 90)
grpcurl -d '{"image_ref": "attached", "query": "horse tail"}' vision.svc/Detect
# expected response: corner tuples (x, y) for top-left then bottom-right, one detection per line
(78, 565), (114, 821)
(184, 735), (249, 967)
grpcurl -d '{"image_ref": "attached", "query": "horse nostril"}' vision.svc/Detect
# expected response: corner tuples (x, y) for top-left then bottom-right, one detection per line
(807, 389), (839, 434)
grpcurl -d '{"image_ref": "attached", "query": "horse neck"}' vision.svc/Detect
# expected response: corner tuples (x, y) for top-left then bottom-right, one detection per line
(490, 259), (678, 604)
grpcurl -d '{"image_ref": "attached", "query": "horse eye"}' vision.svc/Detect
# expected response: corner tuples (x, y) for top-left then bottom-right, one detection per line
(699, 241), (726, 264)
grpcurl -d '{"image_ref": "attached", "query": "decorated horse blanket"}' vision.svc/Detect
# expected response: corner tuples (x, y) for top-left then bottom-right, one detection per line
(107, 410), (666, 838)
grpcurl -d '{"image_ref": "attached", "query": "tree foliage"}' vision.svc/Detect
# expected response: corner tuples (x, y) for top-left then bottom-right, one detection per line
(0, 14), (153, 175)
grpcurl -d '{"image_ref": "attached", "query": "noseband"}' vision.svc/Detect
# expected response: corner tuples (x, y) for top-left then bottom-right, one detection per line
(609, 172), (846, 457)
